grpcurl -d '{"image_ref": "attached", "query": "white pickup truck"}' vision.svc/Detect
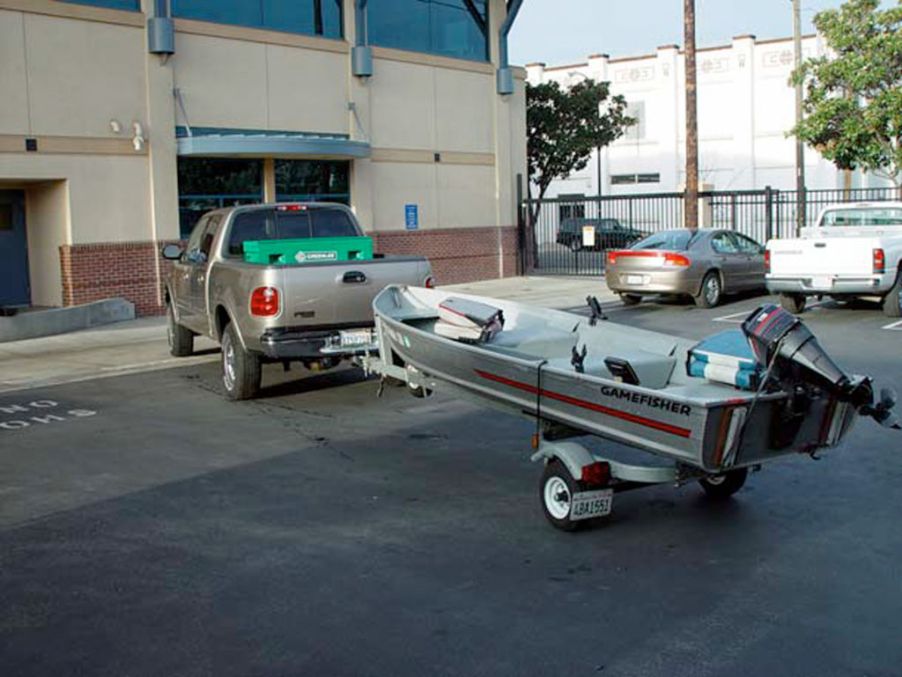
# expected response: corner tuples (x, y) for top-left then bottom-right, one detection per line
(766, 202), (902, 317)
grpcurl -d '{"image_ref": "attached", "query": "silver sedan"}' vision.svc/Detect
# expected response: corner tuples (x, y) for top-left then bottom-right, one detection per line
(605, 229), (766, 308)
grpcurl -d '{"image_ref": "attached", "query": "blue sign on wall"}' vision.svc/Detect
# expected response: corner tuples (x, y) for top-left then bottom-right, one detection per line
(405, 204), (418, 230)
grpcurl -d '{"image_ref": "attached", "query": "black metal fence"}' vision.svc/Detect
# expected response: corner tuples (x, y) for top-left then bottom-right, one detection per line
(520, 186), (899, 275)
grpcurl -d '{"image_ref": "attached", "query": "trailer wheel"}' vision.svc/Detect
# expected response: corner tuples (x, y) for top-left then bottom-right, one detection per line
(540, 460), (584, 531)
(699, 467), (748, 500)
(221, 323), (261, 401)
(779, 293), (806, 314)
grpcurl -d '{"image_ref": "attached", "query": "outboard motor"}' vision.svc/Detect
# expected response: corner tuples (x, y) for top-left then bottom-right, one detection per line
(742, 305), (899, 430)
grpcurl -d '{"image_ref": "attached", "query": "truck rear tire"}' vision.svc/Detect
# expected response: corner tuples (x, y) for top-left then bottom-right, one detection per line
(882, 270), (902, 318)
(779, 293), (806, 314)
(167, 303), (194, 357)
(221, 322), (261, 400)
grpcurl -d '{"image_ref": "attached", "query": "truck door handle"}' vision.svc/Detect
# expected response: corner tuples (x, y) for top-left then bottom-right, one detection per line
(342, 271), (367, 284)
(814, 242), (826, 248)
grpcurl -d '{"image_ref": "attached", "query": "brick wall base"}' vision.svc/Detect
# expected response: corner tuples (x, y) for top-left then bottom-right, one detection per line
(58, 226), (520, 317)
(372, 225), (519, 285)
(60, 241), (176, 317)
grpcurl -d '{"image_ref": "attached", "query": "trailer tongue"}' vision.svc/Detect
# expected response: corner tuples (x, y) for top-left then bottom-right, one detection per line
(360, 286), (898, 531)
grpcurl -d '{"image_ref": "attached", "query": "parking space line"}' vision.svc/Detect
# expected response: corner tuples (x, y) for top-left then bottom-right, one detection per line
(714, 301), (829, 324)
(882, 320), (902, 331)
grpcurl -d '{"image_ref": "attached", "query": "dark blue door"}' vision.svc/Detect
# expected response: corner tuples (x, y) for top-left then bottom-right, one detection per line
(0, 190), (30, 307)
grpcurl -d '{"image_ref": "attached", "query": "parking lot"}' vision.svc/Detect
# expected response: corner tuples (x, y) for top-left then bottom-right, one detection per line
(2, 292), (901, 677)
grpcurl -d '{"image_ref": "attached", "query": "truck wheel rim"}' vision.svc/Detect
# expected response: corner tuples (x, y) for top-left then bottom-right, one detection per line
(705, 276), (720, 304)
(222, 337), (236, 390)
(166, 315), (173, 349)
(544, 476), (571, 520)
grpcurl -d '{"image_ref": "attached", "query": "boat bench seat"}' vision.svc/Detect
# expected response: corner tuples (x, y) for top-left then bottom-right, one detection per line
(488, 326), (577, 359)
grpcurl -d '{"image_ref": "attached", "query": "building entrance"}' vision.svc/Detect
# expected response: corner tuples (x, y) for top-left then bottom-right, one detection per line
(0, 190), (29, 308)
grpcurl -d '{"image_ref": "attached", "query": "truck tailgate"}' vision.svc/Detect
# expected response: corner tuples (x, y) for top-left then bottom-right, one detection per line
(769, 237), (879, 277)
(276, 257), (430, 327)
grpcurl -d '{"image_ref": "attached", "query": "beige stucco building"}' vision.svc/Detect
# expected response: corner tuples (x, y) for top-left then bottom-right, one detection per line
(0, 0), (527, 315)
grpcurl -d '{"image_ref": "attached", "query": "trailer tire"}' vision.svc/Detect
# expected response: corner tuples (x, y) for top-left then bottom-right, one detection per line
(540, 460), (584, 532)
(221, 322), (262, 401)
(881, 269), (902, 318)
(699, 467), (748, 500)
(167, 303), (194, 357)
(779, 293), (806, 314)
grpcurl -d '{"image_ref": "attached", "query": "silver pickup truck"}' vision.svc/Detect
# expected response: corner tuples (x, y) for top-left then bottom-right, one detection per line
(161, 203), (433, 399)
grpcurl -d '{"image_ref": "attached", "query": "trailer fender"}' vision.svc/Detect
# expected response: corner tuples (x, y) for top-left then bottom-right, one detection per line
(530, 441), (596, 481)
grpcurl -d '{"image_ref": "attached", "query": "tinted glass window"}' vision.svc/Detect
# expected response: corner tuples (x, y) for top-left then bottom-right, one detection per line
(733, 233), (763, 254)
(172, 0), (343, 39)
(311, 209), (358, 238)
(632, 230), (693, 251)
(186, 215), (210, 255)
(711, 232), (740, 254)
(368, 0), (489, 62)
(177, 157), (263, 238)
(228, 211), (273, 257)
(820, 208), (902, 227)
(275, 159), (350, 204)
(276, 213), (312, 239)
(60, 0), (139, 9)
(200, 216), (221, 257)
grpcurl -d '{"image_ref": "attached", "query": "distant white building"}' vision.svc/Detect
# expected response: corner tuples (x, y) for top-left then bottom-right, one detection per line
(526, 34), (894, 199)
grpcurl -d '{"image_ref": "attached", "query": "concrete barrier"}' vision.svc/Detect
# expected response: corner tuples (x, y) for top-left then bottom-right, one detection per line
(0, 299), (135, 343)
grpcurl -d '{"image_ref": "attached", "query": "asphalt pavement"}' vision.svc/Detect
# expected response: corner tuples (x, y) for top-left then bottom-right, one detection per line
(1, 289), (901, 676)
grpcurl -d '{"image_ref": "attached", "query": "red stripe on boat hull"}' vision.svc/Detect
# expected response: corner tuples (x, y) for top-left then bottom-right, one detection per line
(474, 369), (692, 439)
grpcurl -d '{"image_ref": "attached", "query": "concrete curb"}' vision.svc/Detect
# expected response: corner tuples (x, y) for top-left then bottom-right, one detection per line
(0, 299), (135, 343)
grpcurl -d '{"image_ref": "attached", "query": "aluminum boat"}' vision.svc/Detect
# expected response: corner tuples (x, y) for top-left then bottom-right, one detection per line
(371, 285), (897, 475)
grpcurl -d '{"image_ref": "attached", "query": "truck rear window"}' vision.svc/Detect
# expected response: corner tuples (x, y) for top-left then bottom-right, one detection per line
(820, 208), (902, 227)
(227, 207), (358, 257)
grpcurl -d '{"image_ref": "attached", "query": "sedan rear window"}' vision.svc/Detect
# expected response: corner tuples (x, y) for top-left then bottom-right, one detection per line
(632, 230), (693, 251)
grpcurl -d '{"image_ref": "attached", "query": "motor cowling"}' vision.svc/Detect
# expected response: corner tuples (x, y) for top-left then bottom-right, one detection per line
(742, 305), (899, 429)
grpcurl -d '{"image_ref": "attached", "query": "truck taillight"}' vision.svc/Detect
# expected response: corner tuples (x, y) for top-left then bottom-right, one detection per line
(250, 287), (280, 316)
(764, 249), (771, 274)
(873, 248), (885, 274)
(424, 275), (436, 289)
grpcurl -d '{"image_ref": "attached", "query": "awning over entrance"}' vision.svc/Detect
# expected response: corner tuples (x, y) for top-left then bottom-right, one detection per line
(175, 127), (370, 160)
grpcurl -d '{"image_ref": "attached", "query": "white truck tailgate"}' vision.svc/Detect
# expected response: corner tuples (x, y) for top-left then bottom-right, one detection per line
(769, 237), (878, 277)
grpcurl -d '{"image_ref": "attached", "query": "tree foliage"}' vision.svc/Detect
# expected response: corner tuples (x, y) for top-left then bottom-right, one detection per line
(791, 0), (902, 187)
(526, 78), (634, 211)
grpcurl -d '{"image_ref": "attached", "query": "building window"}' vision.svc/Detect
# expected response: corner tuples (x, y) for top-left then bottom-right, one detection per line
(275, 160), (350, 204)
(177, 158), (264, 238)
(611, 173), (660, 185)
(622, 101), (646, 140)
(59, 0), (140, 10)
(368, 0), (489, 62)
(172, 1), (343, 39)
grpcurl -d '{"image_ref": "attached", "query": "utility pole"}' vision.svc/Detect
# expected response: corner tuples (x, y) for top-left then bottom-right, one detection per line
(793, 0), (806, 235)
(684, 0), (699, 231)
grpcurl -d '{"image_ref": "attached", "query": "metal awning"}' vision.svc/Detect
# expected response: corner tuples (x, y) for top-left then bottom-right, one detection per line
(175, 127), (370, 160)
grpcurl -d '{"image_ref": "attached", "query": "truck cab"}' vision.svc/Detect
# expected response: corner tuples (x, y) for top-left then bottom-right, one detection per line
(765, 202), (902, 316)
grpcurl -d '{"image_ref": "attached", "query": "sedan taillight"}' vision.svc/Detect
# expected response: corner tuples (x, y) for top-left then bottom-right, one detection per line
(662, 252), (691, 267)
(250, 287), (280, 316)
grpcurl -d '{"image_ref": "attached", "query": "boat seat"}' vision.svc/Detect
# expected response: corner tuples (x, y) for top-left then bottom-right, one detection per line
(601, 350), (676, 389)
(488, 326), (577, 360)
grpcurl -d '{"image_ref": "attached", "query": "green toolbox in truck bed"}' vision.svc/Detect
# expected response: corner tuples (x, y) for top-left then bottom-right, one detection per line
(243, 236), (374, 265)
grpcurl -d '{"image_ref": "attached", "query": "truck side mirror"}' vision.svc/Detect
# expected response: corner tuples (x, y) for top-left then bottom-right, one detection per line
(161, 243), (183, 260)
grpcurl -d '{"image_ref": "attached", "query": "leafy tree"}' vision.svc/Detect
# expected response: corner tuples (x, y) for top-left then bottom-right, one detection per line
(526, 78), (634, 227)
(791, 0), (902, 190)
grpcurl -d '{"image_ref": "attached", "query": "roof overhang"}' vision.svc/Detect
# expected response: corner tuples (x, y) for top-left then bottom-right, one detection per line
(176, 130), (370, 160)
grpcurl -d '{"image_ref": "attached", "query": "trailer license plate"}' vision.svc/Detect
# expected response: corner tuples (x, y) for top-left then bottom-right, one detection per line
(570, 489), (613, 521)
(626, 274), (644, 285)
(340, 328), (375, 347)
